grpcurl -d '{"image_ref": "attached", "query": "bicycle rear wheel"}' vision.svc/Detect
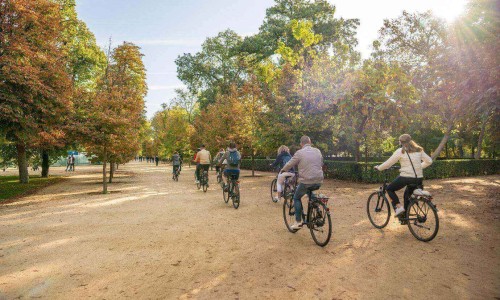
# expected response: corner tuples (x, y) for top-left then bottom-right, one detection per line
(308, 201), (332, 247)
(270, 178), (278, 202)
(222, 182), (229, 203)
(283, 194), (297, 233)
(232, 182), (240, 209)
(407, 198), (439, 242)
(367, 191), (391, 229)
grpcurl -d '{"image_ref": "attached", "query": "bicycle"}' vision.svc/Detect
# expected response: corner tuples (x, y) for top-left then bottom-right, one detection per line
(197, 170), (209, 192)
(222, 173), (240, 209)
(283, 184), (332, 247)
(270, 170), (297, 203)
(367, 166), (439, 242)
(172, 166), (180, 181)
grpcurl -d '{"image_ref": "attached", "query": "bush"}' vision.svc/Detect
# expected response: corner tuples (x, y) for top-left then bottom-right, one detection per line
(241, 159), (499, 183)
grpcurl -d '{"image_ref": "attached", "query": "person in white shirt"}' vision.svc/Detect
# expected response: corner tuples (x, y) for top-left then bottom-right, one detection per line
(375, 134), (432, 217)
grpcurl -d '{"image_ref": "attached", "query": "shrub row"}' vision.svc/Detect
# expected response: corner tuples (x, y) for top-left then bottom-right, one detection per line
(241, 159), (499, 183)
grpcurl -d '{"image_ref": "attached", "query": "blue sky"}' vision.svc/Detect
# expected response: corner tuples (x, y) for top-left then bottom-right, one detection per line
(76, 0), (466, 119)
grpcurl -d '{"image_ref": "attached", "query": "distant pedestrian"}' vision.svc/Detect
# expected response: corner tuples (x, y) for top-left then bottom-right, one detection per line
(70, 154), (75, 171)
(65, 155), (71, 171)
(155, 156), (159, 166)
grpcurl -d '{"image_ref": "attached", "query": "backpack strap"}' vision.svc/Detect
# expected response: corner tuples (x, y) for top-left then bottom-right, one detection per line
(406, 151), (418, 178)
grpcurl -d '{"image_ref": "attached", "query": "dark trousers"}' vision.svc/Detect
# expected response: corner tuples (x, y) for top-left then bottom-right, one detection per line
(196, 164), (210, 180)
(386, 176), (423, 209)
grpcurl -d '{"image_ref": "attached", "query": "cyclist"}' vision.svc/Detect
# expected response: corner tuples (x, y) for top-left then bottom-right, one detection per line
(374, 134), (433, 217)
(270, 145), (294, 202)
(281, 136), (324, 230)
(214, 148), (225, 176)
(195, 145), (212, 185)
(218, 142), (241, 189)
(193, 148), (200, 183)
(171, 151), (181, 179)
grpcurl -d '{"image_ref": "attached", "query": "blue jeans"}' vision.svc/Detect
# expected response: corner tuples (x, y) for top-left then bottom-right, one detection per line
(293, 183), (321, 222)
(223, 169), (240, 180)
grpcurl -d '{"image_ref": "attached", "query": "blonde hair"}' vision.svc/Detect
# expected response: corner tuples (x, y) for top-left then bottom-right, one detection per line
(277, 145), (290, 155)
(399, 134), (423, 153)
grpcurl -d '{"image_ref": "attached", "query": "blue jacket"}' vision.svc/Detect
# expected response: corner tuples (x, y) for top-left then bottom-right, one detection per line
(271, 151), (294, 171)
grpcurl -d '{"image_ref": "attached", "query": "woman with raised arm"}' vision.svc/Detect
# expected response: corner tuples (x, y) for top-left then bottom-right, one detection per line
(375, 134), (433, 217)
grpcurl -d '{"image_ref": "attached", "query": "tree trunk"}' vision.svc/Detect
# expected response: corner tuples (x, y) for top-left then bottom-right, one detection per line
(354, 140), (361, 162)
(16, 143), (29, 184)
(41, 150), (49, 177)
(102, 148), (108, 194)
(109, 161), (114, 183)
(251, 150), (255, 177)
(431, 124), (453, 160)
(475, 117), (487, 159)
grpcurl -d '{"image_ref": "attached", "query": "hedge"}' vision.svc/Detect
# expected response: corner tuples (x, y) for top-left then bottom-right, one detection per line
(240, 158), (500, 183)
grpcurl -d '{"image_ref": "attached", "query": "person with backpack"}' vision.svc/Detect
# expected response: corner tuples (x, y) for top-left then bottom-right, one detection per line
(375, 134), (433, 217)
(218, 141), (241, 188)
(171, 152), (181, 179)
(270, 145), (294, 202)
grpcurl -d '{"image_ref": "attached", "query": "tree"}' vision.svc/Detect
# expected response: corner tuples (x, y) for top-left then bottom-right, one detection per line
(78, 42), (147, 193)
(240, 0), (359, 62)
(0, 0), (72, 183)
(175, 30), (245, 108)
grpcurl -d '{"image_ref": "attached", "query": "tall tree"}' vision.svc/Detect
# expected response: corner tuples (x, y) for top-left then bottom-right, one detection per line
(175, 30), (245, 108)
(0, 0), (72, 183)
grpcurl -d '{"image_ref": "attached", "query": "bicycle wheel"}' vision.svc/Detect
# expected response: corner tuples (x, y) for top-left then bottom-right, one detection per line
(407, 198), (439, 242)
(223, 182), (229, 203)
(270, 178), (278, 202)
(283, 194), (297, 233)
(367, 191), (391, 229)
(308, 201), (332, 247)
(203, 182), (208, 192)
(232, 182), (240, 209)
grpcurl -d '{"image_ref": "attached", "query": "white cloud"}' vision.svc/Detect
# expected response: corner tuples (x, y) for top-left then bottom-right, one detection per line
(149, 84), (185, 91)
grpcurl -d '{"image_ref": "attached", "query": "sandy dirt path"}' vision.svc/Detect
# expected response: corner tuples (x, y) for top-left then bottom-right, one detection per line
(1, 162), (499, 299)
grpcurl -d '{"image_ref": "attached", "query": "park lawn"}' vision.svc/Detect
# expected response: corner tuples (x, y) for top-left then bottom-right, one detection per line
(0, 175), (64, 202)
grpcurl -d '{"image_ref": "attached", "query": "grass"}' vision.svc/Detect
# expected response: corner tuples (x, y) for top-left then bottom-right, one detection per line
(0, 175), (64, 202)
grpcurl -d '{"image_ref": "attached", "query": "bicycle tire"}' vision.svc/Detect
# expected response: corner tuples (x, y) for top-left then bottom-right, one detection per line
(283, 195), (297, 233)
(232, 182), (240, 209)
(270, 178), (278, 202)
(407, 198), (439, 242)
(308, 201), (332, 247)
(223, 182), (229, 203)
(367, 191), (391, 229)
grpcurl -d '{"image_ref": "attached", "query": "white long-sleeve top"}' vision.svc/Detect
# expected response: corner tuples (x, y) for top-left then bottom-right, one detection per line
(377, 148), (432, 178)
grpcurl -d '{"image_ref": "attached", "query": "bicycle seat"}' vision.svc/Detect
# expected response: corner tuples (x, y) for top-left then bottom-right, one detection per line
(229, 174), (239, 180)
(413, 189), (431, 197)
(306, 185), (321, 192)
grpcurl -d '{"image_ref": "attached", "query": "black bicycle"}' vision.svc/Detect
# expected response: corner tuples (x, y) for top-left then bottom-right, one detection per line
(197, 170), (209, 192)
(283, 184), (332, 247)
(271, 171), (297, 203)
(367, 166), (439, 242)
(216, 168), (223, 185)
(172, 166), (180, 181)
(222, 173), (240, 209)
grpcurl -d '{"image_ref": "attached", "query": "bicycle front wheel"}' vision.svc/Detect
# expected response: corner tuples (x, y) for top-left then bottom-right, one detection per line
(407, 198), (439, 242)
(232, 183), (240, 209)
(367, 191), (391, 229)
(283, 195), (297, 233)
(270, 178), (278, 202)
(308, 201), (332, 247)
